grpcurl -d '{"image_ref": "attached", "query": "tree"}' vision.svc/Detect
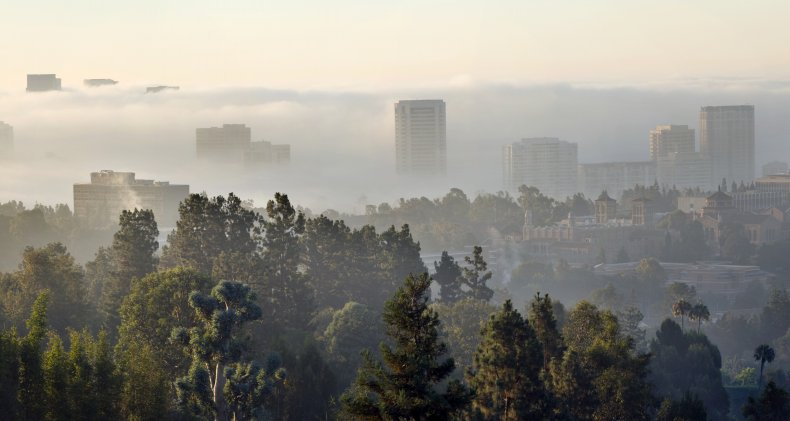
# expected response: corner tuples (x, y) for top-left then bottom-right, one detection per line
(18, 291), (49, 420)
(432, 298), (497, 374)
(433, 251), (463, 304)
(322, 302), (385, 391)
(460, 246), (493, 302)
(672, 299), (692, 330)
(617, 306), (646, 351)
(742, 381), (790, 421)
(466, 300), (550, 420)
(529, 292), (564, 372)
(657, 392), (707, 421)
(172, 280), (266, 421)
(755, 344), (776, 387)
(100, 209), (159, 333)
(161, 193), (260, 275)
(688, 302), (711, 332)
(261, 193), (314, 330)
(341, 273), (471, 420)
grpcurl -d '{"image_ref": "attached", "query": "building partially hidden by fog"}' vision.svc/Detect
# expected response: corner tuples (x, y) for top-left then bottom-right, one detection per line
(762, 161), (789, 177)
(196, 124), (290, 168)
(700, 105), (755, 185)
(649, 125), (695, 161)
(73, 170), (189, 228)
(503, 137), (578, 199)
(394, 99), (446, 175)
(577, 161), (655, 200)
(0, 122), (13, 158)
(145, 85), (179, 93)
(26, 74), (61, 92)
(84, 79), (118, 87)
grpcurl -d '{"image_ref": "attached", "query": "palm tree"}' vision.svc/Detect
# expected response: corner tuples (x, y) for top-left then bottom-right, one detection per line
(672, 299), (692, 330)
(754, 344), (776, 387)
(688, 302), (710, 332)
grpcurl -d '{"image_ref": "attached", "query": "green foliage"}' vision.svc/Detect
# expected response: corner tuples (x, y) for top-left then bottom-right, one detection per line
(433, 251), (463, 304)
(754, 344), (776, 387)
(341, 273), (471, 420)
(650, 319), (730, 420)
(432, 298), (496, 374)
(529, 292), (564, 371)
(657, 392), (708, 421)
(100, 209), (159, 333)
(322, 302), (384, 391)
(742, 381), (790, 421)
(161, 192), (260, 275)
(466, 300), (551, 420)
(173, 280), (270, 421)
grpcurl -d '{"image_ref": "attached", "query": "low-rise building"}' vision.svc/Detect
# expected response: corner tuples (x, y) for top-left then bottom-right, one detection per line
(73, 170), (189, 228)
(26, 74), (61, 92)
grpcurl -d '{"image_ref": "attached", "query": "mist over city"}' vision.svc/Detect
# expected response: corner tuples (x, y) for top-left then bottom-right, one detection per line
(2, 1), (790, 420)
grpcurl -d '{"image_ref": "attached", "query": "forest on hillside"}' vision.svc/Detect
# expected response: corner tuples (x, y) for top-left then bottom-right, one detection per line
(0, 190), (789, 420)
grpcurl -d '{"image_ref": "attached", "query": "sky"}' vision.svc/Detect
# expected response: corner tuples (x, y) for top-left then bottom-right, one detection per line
(1, 1), (790, 212)
(3, 1), (790, 89)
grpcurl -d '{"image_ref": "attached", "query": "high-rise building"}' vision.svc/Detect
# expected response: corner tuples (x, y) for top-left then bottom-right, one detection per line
(73, 171), (189, 228)
(196, 124), (252, 162)
(503, 137), (578, 199)
(394, 100), (446, 175)
(245, 141), (291, 166)
(84, 79), (118, 87)
(700, 105), (755, 185)
(656, 152), (713, 190)
(0, 121), (12, 158)
(762, 161), (789, 176)
(577, 161), (656, 199)
(649, 125), (695, 160)
(26, 74), (62, 92)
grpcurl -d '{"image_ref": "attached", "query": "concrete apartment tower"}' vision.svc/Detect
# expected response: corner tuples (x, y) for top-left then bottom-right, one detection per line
(649, 125), (695, 160)
(196, 124), (252, 162)
(700, 105), (755, 185)
(394, 100), (446, 175)
(503, 137), (578, 199)
(26, 74), (62, 92)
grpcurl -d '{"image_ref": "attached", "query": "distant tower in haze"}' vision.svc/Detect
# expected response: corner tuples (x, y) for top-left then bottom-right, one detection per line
(649, 125), (695, 160)
(0, 122), (13, 158)
(762, 161), (788, 176)
(394, 99), (446, 175)
(700, 105), (755, 185)
(26, 74), (62, 92)
(503, 137), (578, 199)
(196, 124), (252, 162)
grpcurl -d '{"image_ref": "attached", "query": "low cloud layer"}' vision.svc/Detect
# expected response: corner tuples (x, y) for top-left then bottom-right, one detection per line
(1, 81), (789, 212)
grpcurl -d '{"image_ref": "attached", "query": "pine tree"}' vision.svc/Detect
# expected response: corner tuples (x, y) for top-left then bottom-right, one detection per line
(433, 251), (463, 304)
(100, 208), (159, 333)
(466, 300), (551, 420)
(461, 246), (493, 302)
(341, 273), (471, 420)
(529, 292), (564, 372)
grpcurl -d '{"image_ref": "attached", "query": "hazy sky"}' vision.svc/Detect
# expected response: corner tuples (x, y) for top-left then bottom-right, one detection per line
(3, 1), (790, 89)
(2, 1), (790, 213)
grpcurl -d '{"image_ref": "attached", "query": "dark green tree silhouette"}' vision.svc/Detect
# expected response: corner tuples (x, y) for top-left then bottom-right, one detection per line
(461, 246), (493, 302)
(754, 344), (776, 387)
(742, 380), (790, 421)
(466, 300), (550, 420)
(433, 251), (463, 304)
(341, 273), (471, 420)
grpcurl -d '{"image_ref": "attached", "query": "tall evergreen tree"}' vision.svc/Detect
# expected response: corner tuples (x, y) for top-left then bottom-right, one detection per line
(466, 300), (550, 420)
(461, 246), (493, 302)
(433, 251), (463, 304)
(529, 292), (564, 372)
(100, 208), (159, 332)
(261, 192), (314, 330)
(341, 273), (471, 420)
(742, 380), (790, 421)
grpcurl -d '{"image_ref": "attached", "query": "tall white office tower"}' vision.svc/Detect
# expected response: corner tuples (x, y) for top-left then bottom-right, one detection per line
(394, 100), (446, 175)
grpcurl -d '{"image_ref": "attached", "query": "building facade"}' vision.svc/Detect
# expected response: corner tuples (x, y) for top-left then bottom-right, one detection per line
(394, 100), (446, 175)
(245, 141), (291, 166)
(577, 161), (655, 199)
(26, 74), (61, 92)
(504, 137), (578, 199)
(656, 152), (713, 190)
(700, 105), (755, 185)
(196, 124), (252, 162)
(649, 125), (696, 161)
(73, 170), (189, 228)
(762, 161), (788, 177)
